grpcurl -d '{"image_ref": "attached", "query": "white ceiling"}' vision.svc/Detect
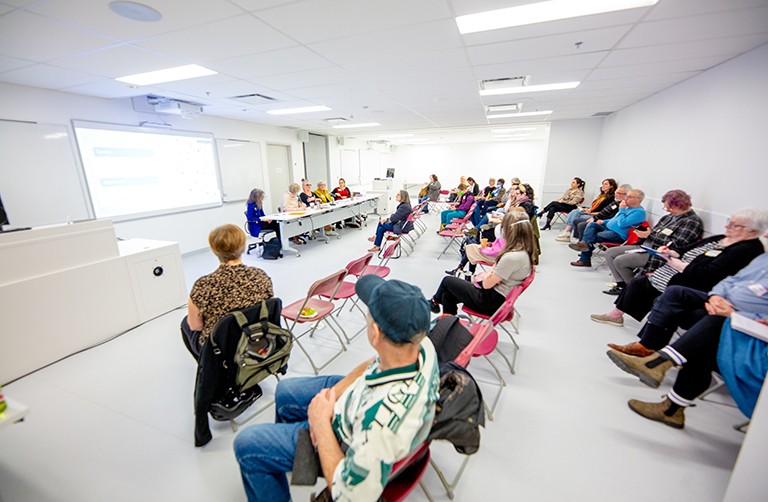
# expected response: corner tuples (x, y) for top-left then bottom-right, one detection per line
(1, 0), (767, 143)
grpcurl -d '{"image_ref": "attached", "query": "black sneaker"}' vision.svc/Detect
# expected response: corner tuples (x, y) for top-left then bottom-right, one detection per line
(429, 298), (441, 314)
(603, 285), (625, 295)
(209, 385), (263, 421)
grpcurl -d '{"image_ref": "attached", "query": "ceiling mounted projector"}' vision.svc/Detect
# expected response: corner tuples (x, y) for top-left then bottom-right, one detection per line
(154, 100), (203, 119)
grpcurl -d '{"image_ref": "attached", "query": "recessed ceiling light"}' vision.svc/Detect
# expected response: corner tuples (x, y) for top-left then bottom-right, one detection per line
(116, 64), (217, 85)
(480, 81), (579, 96)
(378, 134), (415, 139)
(456, 0), (659, 34)
(266, 105), (331, 115)
(109, 1), (162, 22)
(486, 104), (521, 113)
(332, 123), (380, 129)
(492, 127), (537, 134)
(487, 111), (552, 119)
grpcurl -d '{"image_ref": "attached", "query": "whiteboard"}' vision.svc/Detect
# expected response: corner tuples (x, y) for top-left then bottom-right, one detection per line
(0, 120), (90, 227)
(216, 138), (263, 202)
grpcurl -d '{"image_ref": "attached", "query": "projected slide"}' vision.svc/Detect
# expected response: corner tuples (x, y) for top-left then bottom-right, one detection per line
(74, 122), (222, 220)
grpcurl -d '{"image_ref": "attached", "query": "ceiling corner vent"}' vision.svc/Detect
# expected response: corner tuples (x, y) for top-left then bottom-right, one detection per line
(229, 93), (277, 105)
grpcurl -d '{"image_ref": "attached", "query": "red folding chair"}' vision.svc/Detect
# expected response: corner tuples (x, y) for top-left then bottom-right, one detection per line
(362, 238), (400, 277)
(380, 442), (434, 502)
(282, 269), (347, 375)
(437, 203), (476, 260)
(461, 269), (536, 375)
(319, 253), (373, 343)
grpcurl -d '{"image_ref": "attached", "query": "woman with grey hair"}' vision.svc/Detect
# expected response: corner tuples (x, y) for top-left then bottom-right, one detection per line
(593, 208), (768, 341)
(281, 182), (308, 245)
(368, 190), (413, 252)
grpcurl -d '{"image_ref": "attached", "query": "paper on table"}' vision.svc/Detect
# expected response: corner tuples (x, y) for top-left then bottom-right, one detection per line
(731, 312), (768, 343)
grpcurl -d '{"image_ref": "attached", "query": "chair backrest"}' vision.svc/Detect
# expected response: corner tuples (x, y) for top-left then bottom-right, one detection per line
(625, 221), (649, 245)
(380, 442), (431, 502)
(308, 269), (347, 300)
(345, 253), (374, 278)
(379, 238), (401, 265)
(489, 268), (536, 325)
(454, 322), (494, 368)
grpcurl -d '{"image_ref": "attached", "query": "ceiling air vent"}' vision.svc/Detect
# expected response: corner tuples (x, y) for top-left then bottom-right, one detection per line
(325, 117), (350, 125)
(486, 103), (521, 114)
(479, 76), (529, 91)
(229, 93), (277, 104)
(592, 111), (614, 117)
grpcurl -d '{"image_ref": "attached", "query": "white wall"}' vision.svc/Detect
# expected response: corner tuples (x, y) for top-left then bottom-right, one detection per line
(0, 82), (307, 253)
(543, 119), (604, 204)
(595, 43), (768, 231)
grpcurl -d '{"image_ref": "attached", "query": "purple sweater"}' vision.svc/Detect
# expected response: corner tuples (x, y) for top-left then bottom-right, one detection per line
(456, 194), (475, 212)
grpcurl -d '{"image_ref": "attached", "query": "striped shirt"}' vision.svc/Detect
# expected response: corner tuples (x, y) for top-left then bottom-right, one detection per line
(649, 241), (719, 292)
(331, 337), (439, 501)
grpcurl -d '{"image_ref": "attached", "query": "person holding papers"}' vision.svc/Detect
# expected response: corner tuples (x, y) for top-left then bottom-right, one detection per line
(604, 244), (768, 429)
(601, 189), (704, 294)
(591, 208), (767, 328)
(568, 189), (647, 267)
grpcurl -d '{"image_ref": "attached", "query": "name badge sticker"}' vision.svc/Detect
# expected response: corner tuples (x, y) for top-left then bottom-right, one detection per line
(660, 228), (674, 236)
(748, 283), (768, 297)
(704, 250), (722, 257)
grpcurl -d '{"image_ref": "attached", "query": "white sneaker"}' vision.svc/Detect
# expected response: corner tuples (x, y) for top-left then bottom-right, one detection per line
(555, 233), (571, 242)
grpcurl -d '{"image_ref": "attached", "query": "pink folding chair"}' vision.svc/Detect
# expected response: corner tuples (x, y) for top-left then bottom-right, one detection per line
(318, 253), (373, 343)
(380, 442), (434, 502)
(437, 204), (476, 259)
(362, 238), (400, 277)
(281, 269), (347, 375)
(461, 269), (536, 375)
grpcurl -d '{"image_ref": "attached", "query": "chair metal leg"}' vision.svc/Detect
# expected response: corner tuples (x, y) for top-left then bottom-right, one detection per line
(428, 454), (472, 500)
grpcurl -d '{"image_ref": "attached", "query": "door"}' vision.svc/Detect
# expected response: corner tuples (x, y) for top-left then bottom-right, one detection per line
(266, 144), (292, 213)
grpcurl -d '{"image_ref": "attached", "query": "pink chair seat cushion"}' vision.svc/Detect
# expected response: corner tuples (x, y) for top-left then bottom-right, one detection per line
(282, 298), (335, 321)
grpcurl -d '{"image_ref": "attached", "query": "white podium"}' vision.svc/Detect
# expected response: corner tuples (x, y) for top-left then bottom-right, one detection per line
(0, 221), (187, 383)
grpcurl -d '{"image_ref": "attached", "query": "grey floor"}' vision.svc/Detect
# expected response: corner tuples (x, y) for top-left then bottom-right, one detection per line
(0, 213), (749, 502)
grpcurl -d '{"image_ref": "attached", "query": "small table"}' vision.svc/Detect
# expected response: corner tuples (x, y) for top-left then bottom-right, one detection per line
(0, 398), (29, 430)
(263, 195), (379, 256)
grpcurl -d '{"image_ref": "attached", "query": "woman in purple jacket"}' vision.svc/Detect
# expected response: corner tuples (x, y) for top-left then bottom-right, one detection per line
(439, 185), (474, 229)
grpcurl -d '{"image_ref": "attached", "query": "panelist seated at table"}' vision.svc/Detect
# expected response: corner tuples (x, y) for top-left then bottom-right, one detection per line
(331, 178), (362, 228)
(313, 180), (334, 204)
(281, 183), (308, 245)
(246, 188), (281, 241)
(300, 180), (319, 208)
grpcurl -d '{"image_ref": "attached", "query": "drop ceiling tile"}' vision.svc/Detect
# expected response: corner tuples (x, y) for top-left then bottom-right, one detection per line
(229, 0), (300, 10)
(310, 19), (462, 66)
(252, 0), (453, 44)
(590, 56), (723, 80)
(577, 72), (700, 89)
(135, 14), (298, 63)
(343, 49), (469, 80)
(253, 67), (359, 91)
(473, 52), (607, 80)
(61, 79), (151, 98)
(0, 54), (34, 73)
(620, 7), (768, 47)
(644, 0), (768, 21)
(210, 46), (334, 79)
(0, 10), (117, 62)
(0, 63), (102, 89)
(604, 34), (768, 66)
(287, 81), (378, 100)
(50, 44), (185, 78)
(465, 26), (630, 66)
(26, 0), (244, 41)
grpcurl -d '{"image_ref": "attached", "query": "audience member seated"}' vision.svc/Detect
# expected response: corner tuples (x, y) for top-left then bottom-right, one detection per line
(447, 223), (506, 281)
(418, 174), (442, 213)
(429, 211), (534, 316)
(568, 189), (647, 267)
(281, 182), (308, 245)
(538, 177), (586, 230)
(555, 178), (617, 241)
(604, 249), (768, 428)
(471, 178), (506, 225)
(591, 208), (767, 328)
(605, 239), (768, 360)
(234, 275), (439, 502)
(447, 176), (467, 202)
(180, 224), (274, 360)
(572, 184), (629, 241)
(479, 183), (540, 265)
(601, 189), (704, 295)
(466, 176), (480, 197)
(439, 184), (473, 229)
(313, 180), (334, 203)
(369, 190), (413, 252)
(245, 188), (280, 241)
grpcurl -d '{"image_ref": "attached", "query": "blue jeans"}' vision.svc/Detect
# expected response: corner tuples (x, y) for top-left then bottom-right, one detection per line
(441, 209), (466, 226)
(579, 222), (622, 261)
(566, 209), (585, 226)
(418, 195), (429, 212)
(234, 375), (344, 502)
(374, 221), (395, 246)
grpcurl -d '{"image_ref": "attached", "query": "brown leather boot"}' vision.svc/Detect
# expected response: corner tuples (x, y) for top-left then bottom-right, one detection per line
(606, 350), (673, 388)
(606, 341), (654, 357)
(628, 397), (685, 429)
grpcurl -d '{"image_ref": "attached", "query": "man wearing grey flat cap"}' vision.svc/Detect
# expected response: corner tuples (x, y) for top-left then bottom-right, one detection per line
(234, 275), (440, 502)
